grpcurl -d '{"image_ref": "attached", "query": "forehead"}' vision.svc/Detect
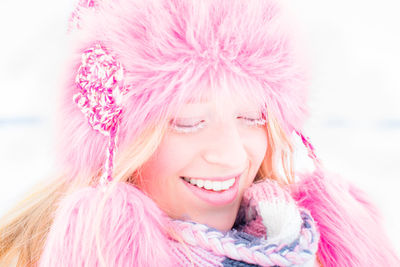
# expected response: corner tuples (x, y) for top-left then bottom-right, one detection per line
(172, 71), (268, 115)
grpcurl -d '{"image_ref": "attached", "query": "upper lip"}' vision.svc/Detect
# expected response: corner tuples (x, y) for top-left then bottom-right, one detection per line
(181, 173), (242, 181)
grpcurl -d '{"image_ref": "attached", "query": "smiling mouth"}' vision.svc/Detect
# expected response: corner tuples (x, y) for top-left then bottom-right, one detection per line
(180, 176), (236, 192)
(180, 174), (242, 206)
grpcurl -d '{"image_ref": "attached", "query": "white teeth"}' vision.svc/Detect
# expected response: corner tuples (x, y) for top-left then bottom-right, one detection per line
(227, 178), (235, 187)
(182, 177), (236, 191)
(212, 181), (222, 191)
(196, 179), (204, 188)
(204, 180), (212, 190)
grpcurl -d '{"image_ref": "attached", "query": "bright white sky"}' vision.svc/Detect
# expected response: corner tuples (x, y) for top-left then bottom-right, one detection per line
(0, 0), (399, 254)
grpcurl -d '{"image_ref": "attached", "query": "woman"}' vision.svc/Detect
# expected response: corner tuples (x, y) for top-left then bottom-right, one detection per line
(0, 0), (398, 266)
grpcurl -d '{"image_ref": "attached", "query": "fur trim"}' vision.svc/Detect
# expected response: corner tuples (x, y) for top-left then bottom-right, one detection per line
(58, 0), (308, 178)
(290, 168), (400, 266)
(39, 183), (173, 267)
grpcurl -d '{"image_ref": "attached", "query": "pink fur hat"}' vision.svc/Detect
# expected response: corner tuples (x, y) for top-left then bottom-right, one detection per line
(58, 0), (308, 178)
(42, 2), (400, 266)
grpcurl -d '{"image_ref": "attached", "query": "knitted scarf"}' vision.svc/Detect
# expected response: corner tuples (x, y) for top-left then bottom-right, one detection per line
(169, 209), (317, 266)
(168, 179), (319, 266)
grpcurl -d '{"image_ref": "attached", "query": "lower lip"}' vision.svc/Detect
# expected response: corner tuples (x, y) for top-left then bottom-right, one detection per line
(181, 176), (240, 206)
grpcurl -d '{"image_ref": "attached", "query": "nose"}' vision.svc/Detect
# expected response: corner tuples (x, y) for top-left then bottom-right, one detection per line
(201, 121), (248, 170)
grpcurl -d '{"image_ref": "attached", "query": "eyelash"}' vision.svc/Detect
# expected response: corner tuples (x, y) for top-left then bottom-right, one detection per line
(170, 117), (266, 133)
(170, 120), (206, 133)
(237, 117), (267, 127)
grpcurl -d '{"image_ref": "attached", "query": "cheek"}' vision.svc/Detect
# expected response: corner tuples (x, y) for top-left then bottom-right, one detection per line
(249, 128), (268, 162)
(137, 147), (181, 208)
(152, 134), (199, 174)
(245, 128), (268, 178)
(139, 133), (200, 189)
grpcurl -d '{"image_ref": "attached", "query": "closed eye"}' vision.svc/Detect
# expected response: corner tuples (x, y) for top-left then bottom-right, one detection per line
(169, 119), (206, 133)
(237, 116), (266, 126)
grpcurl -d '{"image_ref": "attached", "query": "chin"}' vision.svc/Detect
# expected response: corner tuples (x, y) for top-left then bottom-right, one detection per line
(192, 181), (251, 231)
(195, 200), (242, 232)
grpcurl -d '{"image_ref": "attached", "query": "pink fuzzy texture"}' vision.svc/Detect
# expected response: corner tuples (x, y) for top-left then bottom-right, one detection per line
(57, 0), (309, 179)
(39, 183), (173, 266)
(290, 168), (400, 266)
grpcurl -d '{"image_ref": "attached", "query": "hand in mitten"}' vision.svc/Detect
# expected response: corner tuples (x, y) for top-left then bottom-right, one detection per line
(239, 179), (302, 245)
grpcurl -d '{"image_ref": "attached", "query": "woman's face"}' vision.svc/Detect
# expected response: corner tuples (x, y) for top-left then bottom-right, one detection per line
(138, 95), (268, 231)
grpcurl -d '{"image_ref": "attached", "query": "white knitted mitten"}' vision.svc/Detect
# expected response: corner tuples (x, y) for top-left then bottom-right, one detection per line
(240, 179), (303, 245)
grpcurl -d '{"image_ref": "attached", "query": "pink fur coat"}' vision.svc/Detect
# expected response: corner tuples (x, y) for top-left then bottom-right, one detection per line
(39, 168), (400, 266)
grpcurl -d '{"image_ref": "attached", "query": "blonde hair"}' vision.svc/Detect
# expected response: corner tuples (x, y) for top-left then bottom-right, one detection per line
(0, 111), (293, 266)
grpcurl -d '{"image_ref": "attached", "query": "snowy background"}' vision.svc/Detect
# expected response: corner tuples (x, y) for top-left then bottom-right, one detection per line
(1, 0), (399, 254)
